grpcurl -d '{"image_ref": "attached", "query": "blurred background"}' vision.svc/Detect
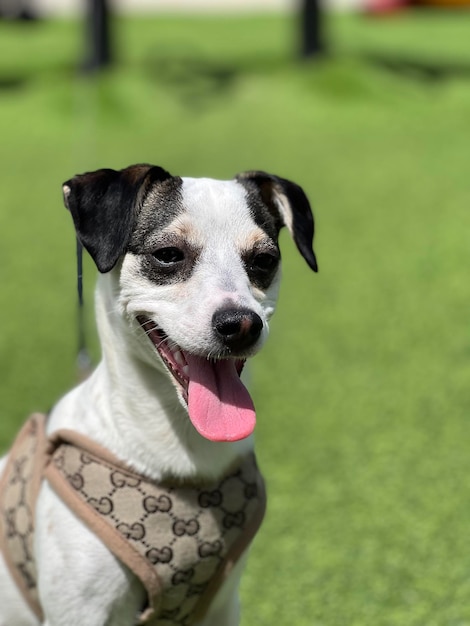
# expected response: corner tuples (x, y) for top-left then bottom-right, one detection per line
(1, 1), (470, 624)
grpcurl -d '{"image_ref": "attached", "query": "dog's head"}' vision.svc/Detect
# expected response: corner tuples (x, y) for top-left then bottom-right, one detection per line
(63, 164), (317, 443)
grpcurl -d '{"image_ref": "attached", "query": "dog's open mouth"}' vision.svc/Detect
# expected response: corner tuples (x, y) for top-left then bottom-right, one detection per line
(137, 316), (256, 443)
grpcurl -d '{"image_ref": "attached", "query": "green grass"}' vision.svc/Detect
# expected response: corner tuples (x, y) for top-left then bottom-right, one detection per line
(1, 11), (470, 625)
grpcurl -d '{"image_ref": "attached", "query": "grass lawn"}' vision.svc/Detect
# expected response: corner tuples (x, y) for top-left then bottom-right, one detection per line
(1, 10), (470, 625)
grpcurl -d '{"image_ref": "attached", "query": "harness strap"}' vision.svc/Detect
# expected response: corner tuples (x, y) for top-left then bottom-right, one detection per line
(0, 414), (47, 621)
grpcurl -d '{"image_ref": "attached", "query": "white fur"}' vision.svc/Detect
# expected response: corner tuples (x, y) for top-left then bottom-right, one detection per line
(0, 178), (282, 626)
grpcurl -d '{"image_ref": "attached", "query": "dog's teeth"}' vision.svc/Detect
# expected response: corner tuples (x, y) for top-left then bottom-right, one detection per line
(183, 365), (189, 377)
(174, 351), (184, 366)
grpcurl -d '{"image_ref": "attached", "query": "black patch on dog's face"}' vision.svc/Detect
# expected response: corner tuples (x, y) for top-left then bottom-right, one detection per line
(128, 177), (185, 251)
(128, 177), (201, 286)
(241, 185), (281, 243)
(233, 182), (282, 290)
(138, 233), (202, 286)
(242, 241), (281, 291)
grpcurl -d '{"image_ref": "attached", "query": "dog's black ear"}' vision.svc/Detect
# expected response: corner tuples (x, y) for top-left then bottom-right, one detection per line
(235, 171), (318, 272)
(62, 164), (172, 273)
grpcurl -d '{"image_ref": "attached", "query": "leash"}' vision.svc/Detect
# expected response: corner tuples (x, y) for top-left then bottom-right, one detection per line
(76, 238), (92, 380)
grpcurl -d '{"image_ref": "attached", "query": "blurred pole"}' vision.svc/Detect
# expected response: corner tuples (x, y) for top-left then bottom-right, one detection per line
(300, 0), (326, 59)
(83, 0), (112, 72)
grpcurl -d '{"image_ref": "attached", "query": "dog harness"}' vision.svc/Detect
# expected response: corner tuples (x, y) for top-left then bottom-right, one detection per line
(0, 414), (266, 625)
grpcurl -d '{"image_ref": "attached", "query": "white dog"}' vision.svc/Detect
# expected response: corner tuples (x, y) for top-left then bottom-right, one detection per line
(0, 164), (317, 626)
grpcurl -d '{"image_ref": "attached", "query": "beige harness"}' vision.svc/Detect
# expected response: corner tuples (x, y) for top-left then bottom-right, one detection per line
(0, 414), (266, 625)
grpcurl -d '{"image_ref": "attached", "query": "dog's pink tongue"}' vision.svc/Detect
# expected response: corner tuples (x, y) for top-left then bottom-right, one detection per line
(185, 354), (256, 442)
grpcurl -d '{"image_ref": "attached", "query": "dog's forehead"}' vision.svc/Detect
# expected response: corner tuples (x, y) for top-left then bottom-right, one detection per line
(177, 177), (276, 244)
(181, 177), (249, 219)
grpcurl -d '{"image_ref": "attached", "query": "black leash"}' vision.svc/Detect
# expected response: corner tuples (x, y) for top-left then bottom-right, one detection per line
(76, 238), (92, 379)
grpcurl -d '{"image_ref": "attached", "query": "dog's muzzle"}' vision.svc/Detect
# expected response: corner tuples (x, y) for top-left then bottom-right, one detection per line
(137, 315), (258, 443)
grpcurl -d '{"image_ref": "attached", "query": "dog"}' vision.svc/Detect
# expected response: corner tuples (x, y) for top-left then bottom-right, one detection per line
(0, 164), (317, 626)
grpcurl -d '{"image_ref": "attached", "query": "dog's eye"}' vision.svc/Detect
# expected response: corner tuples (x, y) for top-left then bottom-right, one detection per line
(152, 247), (185, 265)
(250, 253), (279, 273)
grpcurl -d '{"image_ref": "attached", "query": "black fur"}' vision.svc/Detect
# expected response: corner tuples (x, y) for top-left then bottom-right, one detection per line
(63, 164), (172, 273)
(137, 238), (201, 287)
(127, 176), (185, 254)
(235, 171), (318, 272)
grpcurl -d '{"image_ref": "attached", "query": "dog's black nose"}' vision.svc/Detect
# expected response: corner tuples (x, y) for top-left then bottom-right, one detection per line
(212, 308), (263, 352)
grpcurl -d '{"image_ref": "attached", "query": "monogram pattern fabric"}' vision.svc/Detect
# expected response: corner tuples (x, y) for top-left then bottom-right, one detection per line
(48, 443), (264, 626)
(0, 413), (46, 621)
(0, 415), (266, 625)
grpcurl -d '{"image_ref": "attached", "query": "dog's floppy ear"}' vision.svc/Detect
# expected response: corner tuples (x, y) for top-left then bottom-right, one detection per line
(235, 171), (318, 272)
(62, 164), (172, 273)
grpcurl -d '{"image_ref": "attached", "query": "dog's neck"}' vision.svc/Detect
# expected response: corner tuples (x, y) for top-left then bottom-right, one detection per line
(50, 273), (254, 483)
